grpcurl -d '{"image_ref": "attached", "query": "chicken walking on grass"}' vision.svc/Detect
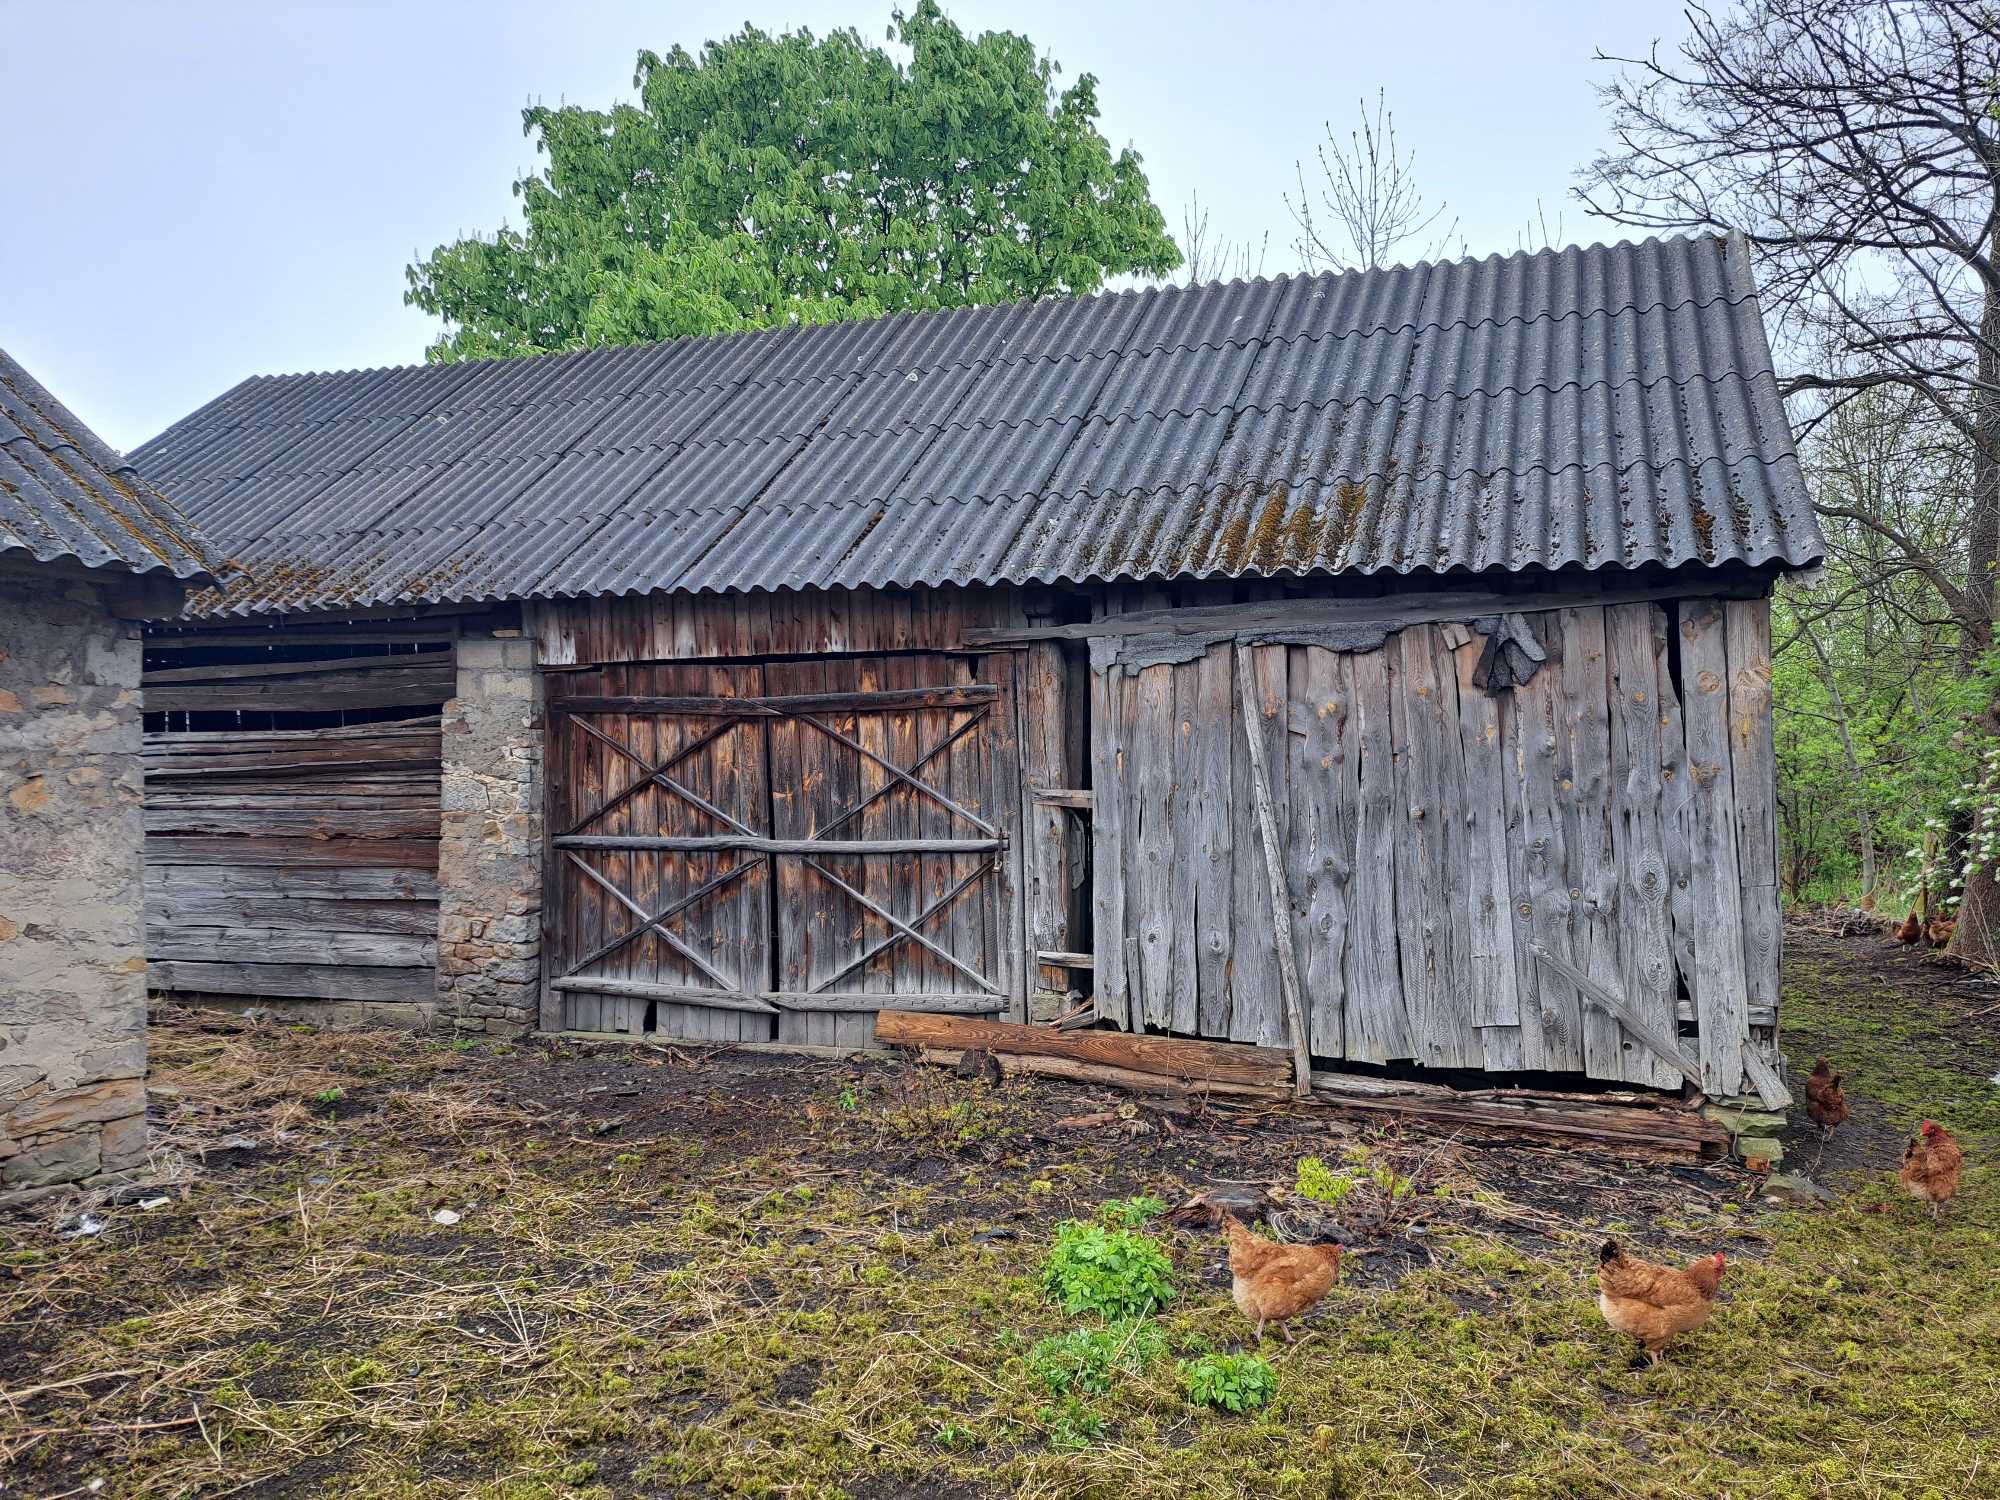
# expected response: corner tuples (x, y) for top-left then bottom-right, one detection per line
(1221, 1213), (1344, 1344)
(1898, 1120), (1964, 1223)
(1596, 1240), (1726, 1368)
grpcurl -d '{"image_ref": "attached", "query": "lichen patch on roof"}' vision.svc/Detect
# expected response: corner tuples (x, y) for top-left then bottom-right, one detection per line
(135, 234), (1824, 617)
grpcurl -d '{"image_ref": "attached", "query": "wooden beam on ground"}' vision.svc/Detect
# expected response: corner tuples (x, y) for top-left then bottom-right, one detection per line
(873, 1010), (1294, 1090)
(894, 1025), (1728, 1163)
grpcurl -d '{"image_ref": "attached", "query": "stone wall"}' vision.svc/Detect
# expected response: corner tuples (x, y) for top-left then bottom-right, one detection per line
(435, 633), (544, 1037)
(0, 563), (151, 1205)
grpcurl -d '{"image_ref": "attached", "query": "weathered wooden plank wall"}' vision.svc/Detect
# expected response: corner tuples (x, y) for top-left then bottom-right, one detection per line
(530, 586), (1026, 666)
(1091, 597), (1780, 1095)
(544, 648), (1023, 1047)
(144, 720), (443, 1006)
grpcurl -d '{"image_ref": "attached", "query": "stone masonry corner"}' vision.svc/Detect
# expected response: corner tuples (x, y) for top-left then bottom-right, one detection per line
(434, 634), (544, 1039)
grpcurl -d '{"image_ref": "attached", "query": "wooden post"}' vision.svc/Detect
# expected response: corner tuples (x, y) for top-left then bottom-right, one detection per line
(1234, 641), (1314, 1099)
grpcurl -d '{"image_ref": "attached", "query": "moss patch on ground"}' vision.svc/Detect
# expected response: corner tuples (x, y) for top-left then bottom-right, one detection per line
(3, 935), (1996, 1498)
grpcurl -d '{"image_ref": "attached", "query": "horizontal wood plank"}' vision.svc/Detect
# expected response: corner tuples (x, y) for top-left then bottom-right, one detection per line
(550, 685), (999, 717)
(147, 926), (436, 968)
(873, 1010), (1293, 1088)
(554, 835), (1002, 855)
(144, 666), (455, 713)
(148, 959), (435, 1002)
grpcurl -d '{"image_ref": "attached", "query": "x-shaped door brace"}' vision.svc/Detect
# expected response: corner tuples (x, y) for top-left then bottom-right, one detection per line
(557, 704), (1003, 1000)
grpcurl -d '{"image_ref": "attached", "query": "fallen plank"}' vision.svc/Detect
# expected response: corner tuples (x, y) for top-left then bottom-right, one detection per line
(886, 1012), (1726, 1163)
(915, 1047), (1288, 1101)
(873, 1010), (1293, 1089)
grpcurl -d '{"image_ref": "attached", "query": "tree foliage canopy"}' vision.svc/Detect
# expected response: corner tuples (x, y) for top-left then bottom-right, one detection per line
(405, 2), (1180, 360)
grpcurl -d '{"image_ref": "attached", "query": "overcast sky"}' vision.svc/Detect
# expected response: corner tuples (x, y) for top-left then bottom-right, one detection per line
(4, 0), (1691, 452)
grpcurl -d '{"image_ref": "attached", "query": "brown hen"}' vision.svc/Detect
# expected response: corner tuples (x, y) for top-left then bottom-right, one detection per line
(1596, 1240), (1725, 1366)
(1892, 912), (1922, 945)
(1804, 1057), (1850, 1140)
(1221, 1213), (1343, 1343)
(1898, 1120), (1964, 1223)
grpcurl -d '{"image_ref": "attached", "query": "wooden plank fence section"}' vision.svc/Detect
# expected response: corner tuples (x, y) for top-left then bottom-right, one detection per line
(144, 718), (444, 1007)
(1090, 597), (1781, 1097)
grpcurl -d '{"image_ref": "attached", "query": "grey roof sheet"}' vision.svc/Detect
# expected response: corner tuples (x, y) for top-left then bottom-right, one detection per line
(0, 347), (218, 583)
(134, 234), (1823, 616)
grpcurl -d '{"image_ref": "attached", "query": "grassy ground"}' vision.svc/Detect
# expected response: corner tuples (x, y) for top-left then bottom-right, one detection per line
(2, 929), (1995, 1499)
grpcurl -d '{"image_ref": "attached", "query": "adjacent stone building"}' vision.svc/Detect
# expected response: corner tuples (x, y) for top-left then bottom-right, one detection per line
(0, 348), (217, 1205)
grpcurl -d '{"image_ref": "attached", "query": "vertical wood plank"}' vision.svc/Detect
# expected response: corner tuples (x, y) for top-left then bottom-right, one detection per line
(1022, 641), (1075, 994)
(1167, 656), (1204, 1034)
(981, 648), (1028, 1022)
(1606, 603), (1685, 1090)
(1558, 609), (1625, 1082)
(1389, 628), (1464, 1067)
(1345, 644), (1409, 1062)
(1655, 611), (1699, 1000)
(1227, 644), (1289, 1047)
(1725, 597), (1782, 1040)
(1450, 634), (1523, 1072)
(1507, 643), (1581, 1073)
(1131, 663), (1178, 1031)
(1192, 645), (1237, 1040)
(1089, 656), (1130, 1028)
(1287, 646), (1352, 1059)
(1679, 599), (1750, 1097)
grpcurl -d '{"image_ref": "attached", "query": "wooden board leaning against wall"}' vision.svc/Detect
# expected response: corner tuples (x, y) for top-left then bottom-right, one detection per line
(140, 612), (467, 1015)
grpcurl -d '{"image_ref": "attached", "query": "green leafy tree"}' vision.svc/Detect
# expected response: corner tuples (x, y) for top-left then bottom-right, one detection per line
(406, 2), (1180, 360)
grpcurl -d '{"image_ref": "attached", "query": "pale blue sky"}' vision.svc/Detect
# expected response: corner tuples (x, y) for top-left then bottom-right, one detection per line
(3, 0), (1691, 451)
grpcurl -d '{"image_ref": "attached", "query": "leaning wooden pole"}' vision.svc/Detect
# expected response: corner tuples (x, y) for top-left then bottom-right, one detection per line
(1234, 641), (1314, 1099)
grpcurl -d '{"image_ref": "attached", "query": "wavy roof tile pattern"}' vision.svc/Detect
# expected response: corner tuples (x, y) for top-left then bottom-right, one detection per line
(1, 347), (218, 584)
(133, 233), (1823, 616)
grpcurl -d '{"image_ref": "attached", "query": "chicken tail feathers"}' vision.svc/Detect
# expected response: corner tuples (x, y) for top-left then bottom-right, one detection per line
(1599, 1239), (1624, 1266)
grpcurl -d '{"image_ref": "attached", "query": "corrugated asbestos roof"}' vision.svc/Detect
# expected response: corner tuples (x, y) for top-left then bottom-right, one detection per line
(1, 347), (218, 585)
(134, 233), (1823, 616)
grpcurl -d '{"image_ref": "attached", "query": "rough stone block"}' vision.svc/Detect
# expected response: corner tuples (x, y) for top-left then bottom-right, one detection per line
(1, 1127), (100, 1188)
(8, 1076), (144, 1136)
(98, 1111), (149, 1171)
(1700, 1104), (1787, 1139)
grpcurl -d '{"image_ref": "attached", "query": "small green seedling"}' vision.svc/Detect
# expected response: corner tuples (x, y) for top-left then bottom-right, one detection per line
(1095, 1194), (1167, 1227)
(1180, 1351), (1276, 1412)
(1028, 1320), (1164, 1397)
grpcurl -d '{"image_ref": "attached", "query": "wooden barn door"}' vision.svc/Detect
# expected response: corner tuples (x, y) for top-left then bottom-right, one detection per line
(546, 664), (775, 1041)
(546, 654), (1021, 1046)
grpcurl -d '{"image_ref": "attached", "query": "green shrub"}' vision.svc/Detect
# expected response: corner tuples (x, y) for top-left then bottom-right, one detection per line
(1040, 1220), (1175, 1319)
(1027, 1320), (1165, 1397)
(1293, 1156), (1357, 1207)
(1096, 1194), (1168, 1227)
(1179, 1351), (1276, 1412)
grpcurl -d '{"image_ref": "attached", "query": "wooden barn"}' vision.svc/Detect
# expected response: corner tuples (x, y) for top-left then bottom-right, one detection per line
(131, 234), (1824, 1104)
